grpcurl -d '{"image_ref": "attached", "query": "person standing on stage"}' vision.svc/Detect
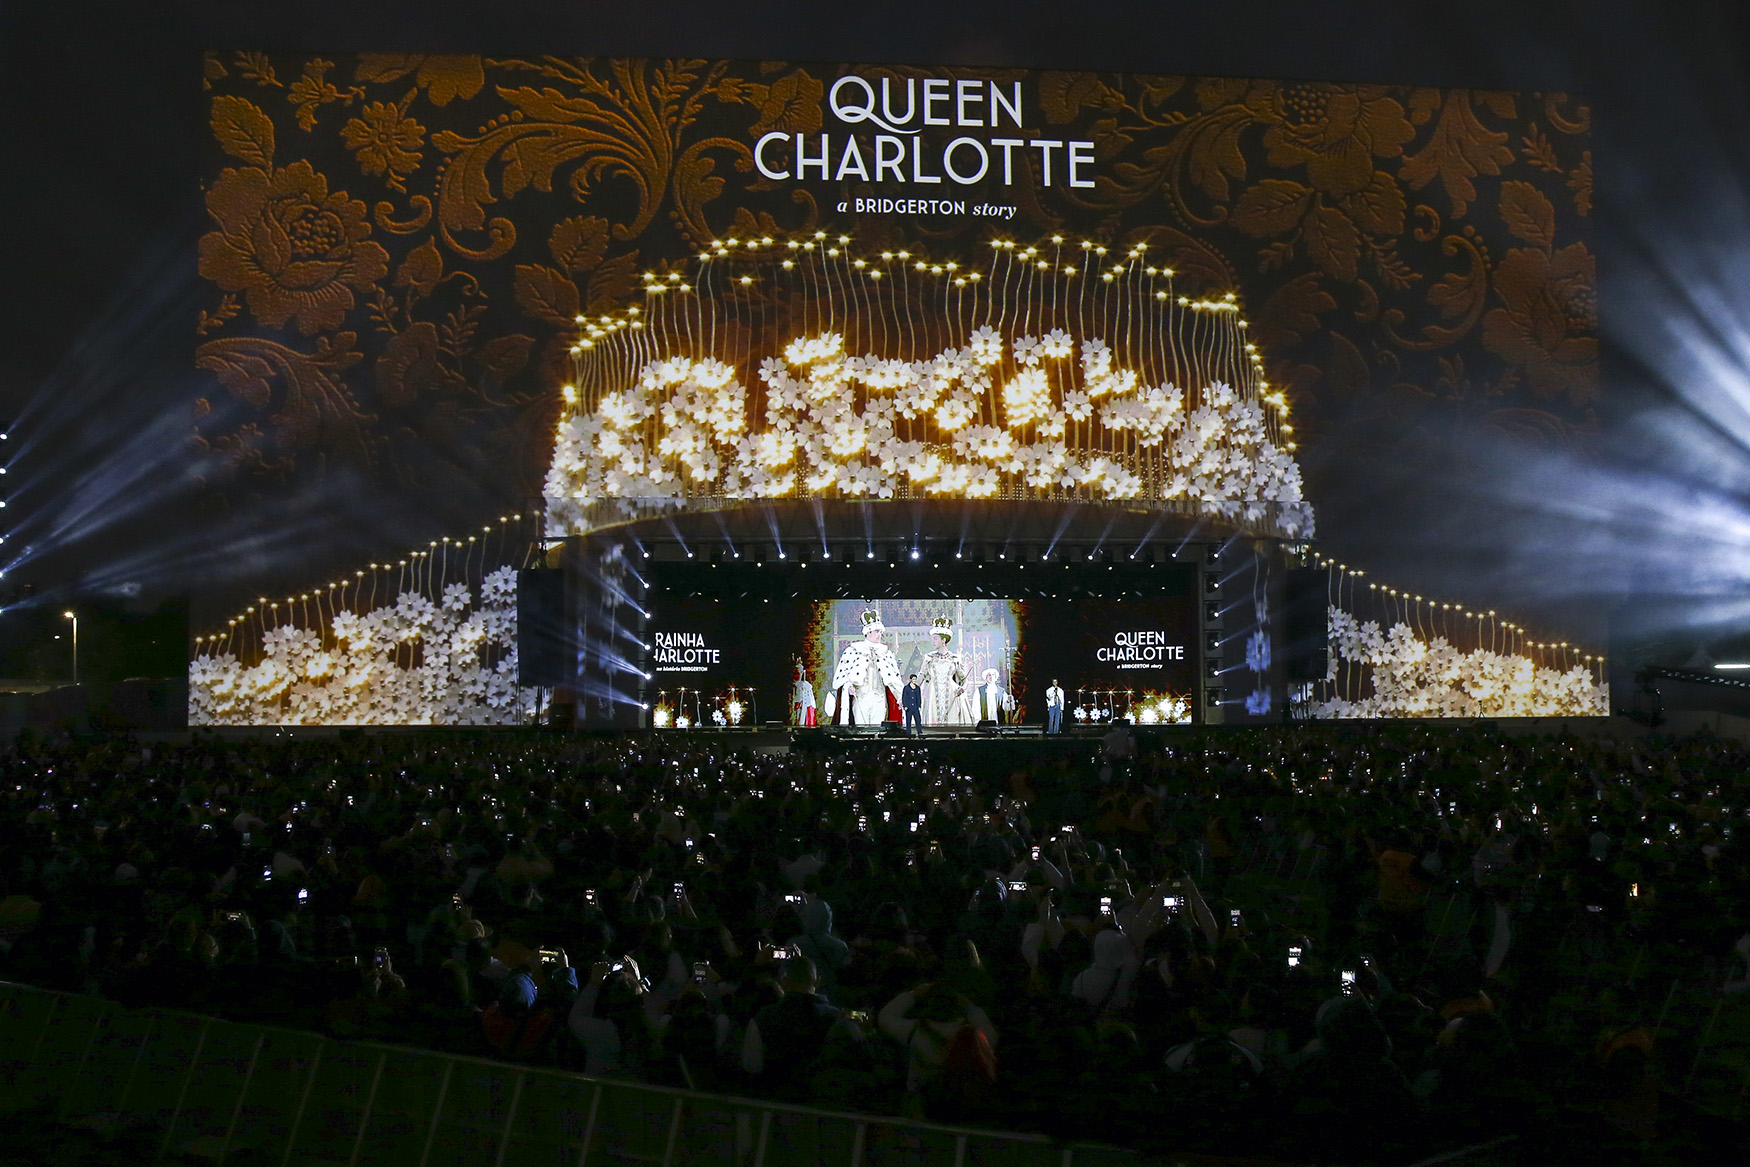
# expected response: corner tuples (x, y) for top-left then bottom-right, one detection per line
(974, 668), (1014, 724)
(792, 660), (817, 727)
(1045, 679), (1065, 734)
(921, 617), (973, 727)
(829, 607), (903, 726)
(902, 675), (924, 737)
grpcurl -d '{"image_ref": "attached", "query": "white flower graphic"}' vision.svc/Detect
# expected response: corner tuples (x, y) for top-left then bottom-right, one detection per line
(968, 326), (1004, 366)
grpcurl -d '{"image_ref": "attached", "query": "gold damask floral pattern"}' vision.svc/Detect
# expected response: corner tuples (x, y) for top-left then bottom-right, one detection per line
(1481, 182), (1596, 406)
(196, 53), (1592, 531)
(198, 159), (390, 335)
(1226, 83), (1416, 282)
(341, 97), (425, 191)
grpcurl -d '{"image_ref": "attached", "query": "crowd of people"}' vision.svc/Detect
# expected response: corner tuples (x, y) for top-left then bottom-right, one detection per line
(2, 723), (1747, 1163)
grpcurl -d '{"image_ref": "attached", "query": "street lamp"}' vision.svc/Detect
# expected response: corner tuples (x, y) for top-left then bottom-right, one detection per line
(62, 611), (77, 684)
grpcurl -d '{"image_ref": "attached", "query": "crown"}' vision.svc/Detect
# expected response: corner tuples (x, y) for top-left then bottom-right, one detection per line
(931, 616), (954, 641)
(860, 606), (883, 630)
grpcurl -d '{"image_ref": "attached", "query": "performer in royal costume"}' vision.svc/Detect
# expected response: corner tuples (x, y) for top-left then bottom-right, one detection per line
(791, 660), (817, 727)
(921, 616), (973, 727)
(829, 607), (903, 726)
(974, 668), (1014, 724)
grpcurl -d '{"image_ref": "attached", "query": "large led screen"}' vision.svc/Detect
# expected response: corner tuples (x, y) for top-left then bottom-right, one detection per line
(645, 594), (1195, 728)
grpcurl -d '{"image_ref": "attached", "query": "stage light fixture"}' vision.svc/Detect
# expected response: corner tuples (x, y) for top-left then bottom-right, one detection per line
(910, 548), (920, 560)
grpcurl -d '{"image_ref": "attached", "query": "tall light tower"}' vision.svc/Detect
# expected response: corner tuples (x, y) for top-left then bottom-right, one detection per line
(63, 611), (77, 684)
(1, 424), (9, 599)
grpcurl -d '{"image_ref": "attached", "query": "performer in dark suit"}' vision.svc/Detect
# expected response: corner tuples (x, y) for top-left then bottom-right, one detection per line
(901, 675), (923, 736)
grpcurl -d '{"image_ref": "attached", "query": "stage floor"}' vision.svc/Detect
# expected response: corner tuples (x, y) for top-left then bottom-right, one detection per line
(168, 714), (1633, 744)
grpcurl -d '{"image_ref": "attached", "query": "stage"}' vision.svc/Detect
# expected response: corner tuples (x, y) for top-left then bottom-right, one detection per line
(521, 500), (1305, 733)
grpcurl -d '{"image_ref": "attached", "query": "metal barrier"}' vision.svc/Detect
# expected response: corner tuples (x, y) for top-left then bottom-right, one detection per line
(1400, 1135), (1518, 1167)
(0, 981), (1146, 1166)
(1670, 985), (1750, 1124)
(1232, 832), (1328, 887)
